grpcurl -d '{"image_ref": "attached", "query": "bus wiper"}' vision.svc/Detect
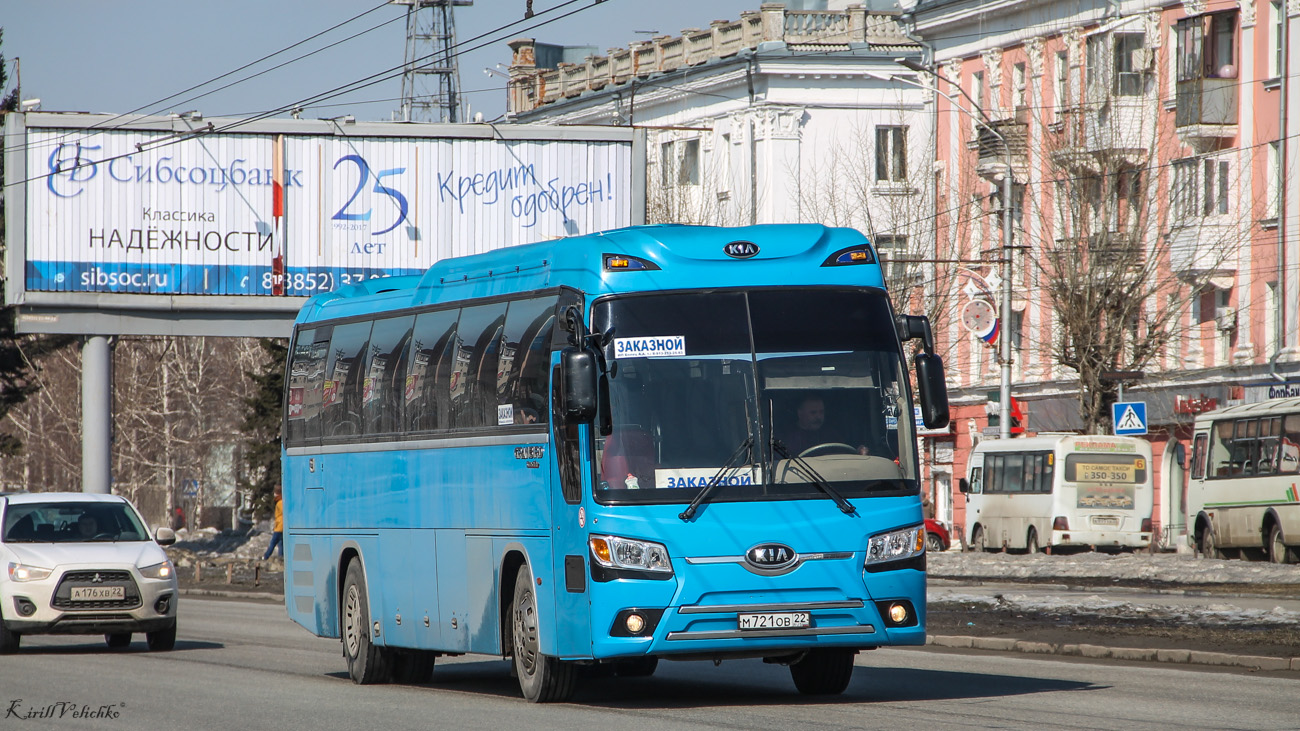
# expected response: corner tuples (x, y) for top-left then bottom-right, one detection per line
(771, 439), (857, 515)
(679, 435), (753, 522)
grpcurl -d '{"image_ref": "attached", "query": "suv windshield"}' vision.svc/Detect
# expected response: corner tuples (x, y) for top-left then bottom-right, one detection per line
(2, 502), (149, 543)
(592, 288), (917, 505)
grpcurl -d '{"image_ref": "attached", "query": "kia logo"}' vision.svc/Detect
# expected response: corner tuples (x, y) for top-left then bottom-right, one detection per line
(746, 543), (797, 570)
(724, 241), (760, 259)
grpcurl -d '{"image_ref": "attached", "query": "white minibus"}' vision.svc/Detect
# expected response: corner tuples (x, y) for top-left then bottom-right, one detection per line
(959, 434), (1154, 552)
(1186, 396), (1300, 563)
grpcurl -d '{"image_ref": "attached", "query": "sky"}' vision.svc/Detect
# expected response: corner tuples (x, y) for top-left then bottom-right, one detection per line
(2, 0), (758, 124)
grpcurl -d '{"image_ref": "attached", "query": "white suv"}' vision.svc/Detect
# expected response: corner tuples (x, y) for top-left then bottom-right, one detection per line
(1, 492), (179, 653)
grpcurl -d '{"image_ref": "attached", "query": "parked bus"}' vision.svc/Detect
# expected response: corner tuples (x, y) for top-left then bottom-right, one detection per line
(1186, 396), (1300, 563)
(281, 223), (949, 701)
(959, 434), (1154, 553)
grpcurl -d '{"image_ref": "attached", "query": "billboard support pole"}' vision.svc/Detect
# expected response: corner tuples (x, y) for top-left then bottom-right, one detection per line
(81, 335), (112, 493)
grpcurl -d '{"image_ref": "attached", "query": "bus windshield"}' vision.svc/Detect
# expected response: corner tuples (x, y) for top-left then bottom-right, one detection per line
(593, 288), (916, 505)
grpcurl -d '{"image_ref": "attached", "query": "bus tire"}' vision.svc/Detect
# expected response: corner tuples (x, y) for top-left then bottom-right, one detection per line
(1025, 528), (1040, 554)
(789, 648), (856, 695)
(969, 525), (987, 553)
(614, 656), (659, 677)
(511, 563), (577, 702)
(342, 561), (391, 685)
(1197, 525), (1222, 560)
(392, 649), (436, 684)
(1267, 523), (1293, 564)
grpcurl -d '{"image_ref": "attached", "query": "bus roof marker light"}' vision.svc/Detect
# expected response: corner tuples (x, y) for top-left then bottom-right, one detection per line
(822, 245), (877, 267)
(603, 253), (660, 272)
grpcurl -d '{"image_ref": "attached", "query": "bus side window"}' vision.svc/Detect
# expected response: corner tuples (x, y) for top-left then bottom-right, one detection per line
(1280, 414), (1300, 474)
(552, 363), (584, 504)
(1210, 420), (1234, 477)
(500, 297), (557, 426)
(362, 315), (414, 437)
(453, 303), (508, 429)
(1191, 433), (1208, 479)
(285, 329), (316, 447)
(321, 321), (372, 440)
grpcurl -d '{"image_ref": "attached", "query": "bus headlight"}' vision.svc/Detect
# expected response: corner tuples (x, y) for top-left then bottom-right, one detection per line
(864, 525), (925, 567)
(589, 535), (674, 574)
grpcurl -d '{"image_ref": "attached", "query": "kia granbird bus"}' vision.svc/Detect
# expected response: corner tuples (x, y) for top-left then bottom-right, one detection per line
(281, 224), (949, 701)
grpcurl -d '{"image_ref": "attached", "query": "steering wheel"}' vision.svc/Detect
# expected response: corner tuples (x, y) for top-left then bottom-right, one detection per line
(91, 532), (116, 541)
(798, 442), (857, 458)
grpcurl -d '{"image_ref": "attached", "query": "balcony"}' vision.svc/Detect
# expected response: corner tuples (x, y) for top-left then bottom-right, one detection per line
(1175, 78), (1238, 150)
(976, 120), (1027, 182)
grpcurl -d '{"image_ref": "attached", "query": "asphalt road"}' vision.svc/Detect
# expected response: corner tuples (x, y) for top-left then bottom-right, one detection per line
(2, 597), (1298, 730)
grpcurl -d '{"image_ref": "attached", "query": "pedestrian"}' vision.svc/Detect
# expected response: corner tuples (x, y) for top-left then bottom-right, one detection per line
(261, 488), (283, 561)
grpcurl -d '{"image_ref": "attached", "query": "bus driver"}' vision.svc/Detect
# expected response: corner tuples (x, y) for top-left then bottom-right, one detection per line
(777, 394), (869, 457)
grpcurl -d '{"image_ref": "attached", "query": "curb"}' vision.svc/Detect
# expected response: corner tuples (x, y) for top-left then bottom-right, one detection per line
(928, 634), (1300, 672)
(180, 588), (284, 601)
(928, 577), (1300, 601)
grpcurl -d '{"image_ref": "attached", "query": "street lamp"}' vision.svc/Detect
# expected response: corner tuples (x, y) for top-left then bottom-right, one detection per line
(896, 58), (1015, 439)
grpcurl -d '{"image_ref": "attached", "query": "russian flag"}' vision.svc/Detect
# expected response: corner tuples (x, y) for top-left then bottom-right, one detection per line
(981, 318), (1000, 344)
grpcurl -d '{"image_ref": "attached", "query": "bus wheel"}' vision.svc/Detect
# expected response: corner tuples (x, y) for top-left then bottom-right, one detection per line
(511, 563), (577, 702)
(1197, 526), (1222, 560)
(1267, 524), (1293, 564)
(342, 561), (391, 684)
(789, 648), (856, 695)
(614, 657), (659, 677)
(1025, 528), (1040, 554)
(969, 526), (987, 553)
(392, 649), (436, 684)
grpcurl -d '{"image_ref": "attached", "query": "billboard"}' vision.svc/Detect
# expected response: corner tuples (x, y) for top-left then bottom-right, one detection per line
(6, 113), (641, 302)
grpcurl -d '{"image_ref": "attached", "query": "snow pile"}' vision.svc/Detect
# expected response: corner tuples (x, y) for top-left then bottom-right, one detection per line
(935, 590), (1300, 627)
(168, 528), (275, 566)
(928, 550), (1300, 585)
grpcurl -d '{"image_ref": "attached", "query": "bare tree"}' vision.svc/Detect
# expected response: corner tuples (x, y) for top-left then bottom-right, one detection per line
(1009, 41), (1245, 434)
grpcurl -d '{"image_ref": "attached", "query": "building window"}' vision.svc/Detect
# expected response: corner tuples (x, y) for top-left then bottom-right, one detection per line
(1177, 12), (1238, 82)
(874, 235), (914, 285)
(1172, 159), (1198, 219)
(1013, 62), (1026, 110)
(1203, 159), (1228, 216)
(875, 126), (908, 182)
(1054, 50), (1070, 110)
(1267, 141), (1281, 219)
(971, 71), (985, 116)
(1114, 33), (1145, 96)
(659, 139), (700, 187)
(1273, 1), (1285, 78)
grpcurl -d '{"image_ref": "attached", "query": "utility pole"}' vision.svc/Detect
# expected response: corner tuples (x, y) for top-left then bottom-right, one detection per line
(393, 0), (473, 123)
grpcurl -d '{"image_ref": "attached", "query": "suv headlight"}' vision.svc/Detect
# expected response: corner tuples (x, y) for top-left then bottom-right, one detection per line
(139, 560), (174, 580)
(589, 535), (673, 574)
(865, 525), (925, 567)
(7, 562), (53, 582)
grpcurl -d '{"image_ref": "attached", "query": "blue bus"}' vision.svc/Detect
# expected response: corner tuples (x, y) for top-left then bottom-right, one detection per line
(281, 223), (948, 701)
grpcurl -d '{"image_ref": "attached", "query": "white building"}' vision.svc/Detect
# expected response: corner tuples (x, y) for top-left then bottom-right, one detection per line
(506, 2), (935, 283)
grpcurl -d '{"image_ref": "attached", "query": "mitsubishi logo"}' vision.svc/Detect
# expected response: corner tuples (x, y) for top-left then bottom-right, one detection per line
(745, 543), (797, 571)
(91, 573), (103, 583)
(723, 241), (760, 259)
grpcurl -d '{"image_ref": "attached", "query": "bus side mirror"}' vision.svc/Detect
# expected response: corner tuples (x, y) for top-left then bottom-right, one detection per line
(560, 347), (597, 424)
(958, 478), (969, 494)
(914, 352), (950, 429)
(1174, 443), (1187, 470)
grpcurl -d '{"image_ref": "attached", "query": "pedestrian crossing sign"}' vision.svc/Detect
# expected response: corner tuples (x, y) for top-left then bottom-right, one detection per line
(1112, 401), (1148, 435)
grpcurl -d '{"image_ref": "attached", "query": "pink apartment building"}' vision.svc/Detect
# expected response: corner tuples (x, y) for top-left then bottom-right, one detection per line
(903, 0), (1299, 545)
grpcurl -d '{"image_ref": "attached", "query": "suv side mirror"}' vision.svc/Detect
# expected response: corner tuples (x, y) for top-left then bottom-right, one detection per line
(154, 526), (177, 546)
(560, 347), (598, 424)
